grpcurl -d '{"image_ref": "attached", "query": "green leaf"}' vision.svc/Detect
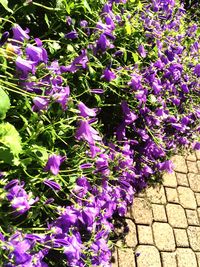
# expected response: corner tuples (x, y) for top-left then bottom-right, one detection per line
(30, 145), (48, 164)
(125, 21), (132, 35)
(0, 123), (22, 165)
(44, 14), (50, 28)
(48, 41), (61, 54)
(0, 122), (22, 156)
(0, 0), (13, 13)
(95, 94), (101, 106)
(0, 88), (10, 120)
(82, 0), (92, 13)
(0, 146), (14, 164)
(132, 52), (139, 63)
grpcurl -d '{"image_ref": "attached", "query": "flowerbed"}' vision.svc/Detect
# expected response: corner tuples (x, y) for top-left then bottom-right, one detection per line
(0, 0), (199, 266)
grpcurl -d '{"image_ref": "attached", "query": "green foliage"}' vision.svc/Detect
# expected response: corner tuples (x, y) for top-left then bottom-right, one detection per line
(0, 122), (22, 164)
(0, 88), (10, 120)
(0, 0), (13, 13)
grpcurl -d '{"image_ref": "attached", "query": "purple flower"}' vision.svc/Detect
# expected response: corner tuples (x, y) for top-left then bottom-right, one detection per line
(61, 49), (88, 73)
(63, 234), (82, 265)
(12, 24), (30, 42)
(80, 163), (93, 169)
(0, 31), (9, 47)
(90, 89), (104, 94)
(44, 154), (66, 175)
(65, 30), (78, 39)
(26, 44), (48, 63)
(194, 64), (200, 77)
(66, 16), (72, 26)
(44, 179), (61, 191)
(80, 20), (88, 28)
(157, 160), (174, 173)
(76, 120), (101, 145)
(32, 97), (49, 112)
(11, 197), (31, 215)
(102, 68), (116, 82)
(5, 180), (38, 216)
(138, 44), (146, 58)
(52, 86), (70, 110)
(4, 179), (19, 190)
(128, 73), (142, 90)
(97, 34), (107, 52)
(15, 56), (36, 79)
(73, 177), (91, 198)
(121, 101), (137, 125)
(78, 102), (97, 118)
(96, 34), (114, 52)
(193, 142), (200, 150)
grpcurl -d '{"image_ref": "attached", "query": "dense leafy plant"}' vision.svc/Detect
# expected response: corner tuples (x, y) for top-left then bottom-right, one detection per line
(0, 0), (199, 266)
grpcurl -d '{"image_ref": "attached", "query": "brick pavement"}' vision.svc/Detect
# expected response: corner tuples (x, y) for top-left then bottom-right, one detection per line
(112, 151), (200, 267)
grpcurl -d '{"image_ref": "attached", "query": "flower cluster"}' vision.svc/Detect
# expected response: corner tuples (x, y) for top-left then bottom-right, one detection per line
(0, 0), (199, 266)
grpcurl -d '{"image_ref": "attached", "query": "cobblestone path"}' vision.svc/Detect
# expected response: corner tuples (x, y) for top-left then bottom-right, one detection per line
(112, 150), (200, 267)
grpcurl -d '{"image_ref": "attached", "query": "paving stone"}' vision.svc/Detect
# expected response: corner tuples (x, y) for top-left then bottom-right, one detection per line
(198, 208), (200, 220)
(124, 219), (137, 248)
(196, 253), (200, 267)
(186, 152), (197, 161)
(134, 190), (146, 198)
(176, 248), (197, 267)
(137, 225), (153, 245)
(187, 226), (200, 251)
(111, 248), (118, 267)
(195, 193), (200, 207)
(161, 252), (177, 267)
(196, 150), (200, 160)
(197, 161), (200, 172)
(188, 173), (200, 192)
(171, 155), (188, 173)
(131, 198), (152, 225)
(145, 185), (166, 204)
(177, 186), (197, 209)
(118, 249), (135, 267)
(152, 204), (167, 222)
(152, 222), (175, 251)
(166, 204), (188, 228)
(176, 172), (189, 186)
(174, 229), (189, 247)
(165, 187), (179, 203)
(135, 245), (161, 267)
(162, 171), (177, 187)
(186, 210), (199, 225)
(187, 161), (199, 173)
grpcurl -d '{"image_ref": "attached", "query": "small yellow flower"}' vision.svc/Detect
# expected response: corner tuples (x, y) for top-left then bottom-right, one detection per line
(6, 43), (16, 59)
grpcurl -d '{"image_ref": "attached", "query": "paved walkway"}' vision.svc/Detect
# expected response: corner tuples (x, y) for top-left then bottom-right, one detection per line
(112, 150), (200, 267)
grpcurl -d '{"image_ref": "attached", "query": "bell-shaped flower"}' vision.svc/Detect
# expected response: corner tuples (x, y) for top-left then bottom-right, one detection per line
(76, 120), (102, 145)
(121, 101), (137, 125)
(44, 179), (61, 191)
(60, 49), (88, 73)
(78, 102), (97, 118)
(26, 44), (48, 63)
(52, 86), (70, 110)
(65, 30), (78, 39)
(15, 56), (36, 79)
(101, 68), (116, 82)
(44, 154), (66, 176)
(5, 180), (38, 216)
(194, 64), (200, 77)
(32, 97), (49, 112)
(12, 24), (30, 42)
(138, 44), (146, 58)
